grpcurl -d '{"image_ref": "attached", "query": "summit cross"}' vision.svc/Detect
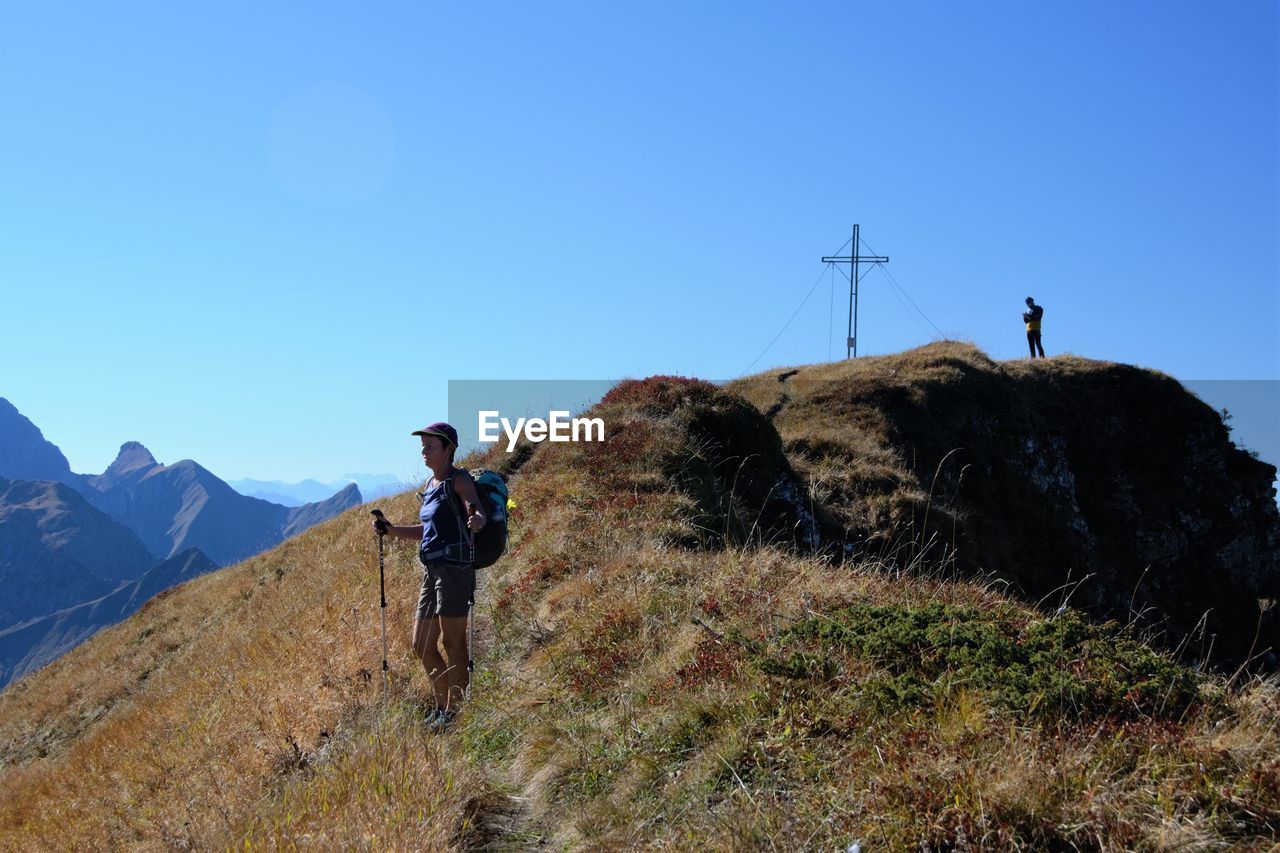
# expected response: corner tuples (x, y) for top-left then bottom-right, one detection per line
(822, 223), (889, 359)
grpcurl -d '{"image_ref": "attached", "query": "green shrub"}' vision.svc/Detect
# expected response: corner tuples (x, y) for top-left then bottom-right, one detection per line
(763, 603), (1202, 720)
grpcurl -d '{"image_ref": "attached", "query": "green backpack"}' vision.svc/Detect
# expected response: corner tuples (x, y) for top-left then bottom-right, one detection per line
(446, 469), (510, 569)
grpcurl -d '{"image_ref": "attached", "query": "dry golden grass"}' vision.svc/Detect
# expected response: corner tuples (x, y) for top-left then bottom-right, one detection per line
(0, 485), (487, 850)
(236, 707), (479, 850)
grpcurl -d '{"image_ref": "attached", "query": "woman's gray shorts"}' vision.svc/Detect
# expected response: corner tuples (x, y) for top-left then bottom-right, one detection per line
(416, 562), (475, 619)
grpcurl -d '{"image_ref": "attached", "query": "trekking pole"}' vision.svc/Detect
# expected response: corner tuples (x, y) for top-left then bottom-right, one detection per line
(370, 509), (390, 708)
(464, 501), (477, 700)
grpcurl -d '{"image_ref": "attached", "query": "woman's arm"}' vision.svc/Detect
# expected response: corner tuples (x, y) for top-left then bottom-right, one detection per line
(453, 471), (487, 532)
(386, 523), (425, 541)
(372, 516), (424, 541)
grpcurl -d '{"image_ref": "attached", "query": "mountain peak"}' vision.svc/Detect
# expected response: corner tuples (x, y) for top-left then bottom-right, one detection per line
(106, 442), (158, 476)
(0, 398), (76, 483)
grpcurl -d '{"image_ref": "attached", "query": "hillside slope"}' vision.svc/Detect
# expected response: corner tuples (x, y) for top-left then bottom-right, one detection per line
(1, 364), (1277, 849)
(0, 477), (473, 849)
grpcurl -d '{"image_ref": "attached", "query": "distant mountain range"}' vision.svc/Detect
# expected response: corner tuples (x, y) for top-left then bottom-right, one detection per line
(0, 397), (363, 687)
(84, 442), (363, 566)
(228, 474), (406, 506)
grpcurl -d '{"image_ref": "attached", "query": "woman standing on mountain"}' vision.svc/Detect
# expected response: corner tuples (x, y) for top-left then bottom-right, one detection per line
(372, 422), (485, 729)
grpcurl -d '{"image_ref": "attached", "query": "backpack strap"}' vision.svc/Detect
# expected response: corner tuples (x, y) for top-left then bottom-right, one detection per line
(443, 472), (478, 616)
(442, 469), (476, 567)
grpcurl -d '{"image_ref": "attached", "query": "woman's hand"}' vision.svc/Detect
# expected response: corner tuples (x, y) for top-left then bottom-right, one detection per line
(466, 503), (487, 532)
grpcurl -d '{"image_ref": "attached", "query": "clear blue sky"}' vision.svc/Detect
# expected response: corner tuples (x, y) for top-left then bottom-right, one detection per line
(2, 1), (1276, 483)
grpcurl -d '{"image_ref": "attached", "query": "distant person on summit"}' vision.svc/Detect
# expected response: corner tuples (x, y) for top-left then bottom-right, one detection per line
(1023, 296), (1045, 358)
(371, 422), (486, 730)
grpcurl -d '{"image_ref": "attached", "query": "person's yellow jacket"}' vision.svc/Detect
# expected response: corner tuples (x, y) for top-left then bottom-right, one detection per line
(1024, 305), (1043, 331)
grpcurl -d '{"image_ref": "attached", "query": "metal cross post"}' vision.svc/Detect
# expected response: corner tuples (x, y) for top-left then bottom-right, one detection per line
(822, 224), (889, 359)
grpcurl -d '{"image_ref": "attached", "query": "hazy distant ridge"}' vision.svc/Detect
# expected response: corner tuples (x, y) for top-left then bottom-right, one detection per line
(229, 474), (404, 506)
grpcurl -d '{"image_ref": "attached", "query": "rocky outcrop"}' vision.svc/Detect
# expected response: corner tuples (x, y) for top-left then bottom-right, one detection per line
(729, 343), (1280, 670)
(593, 377), (829, 551)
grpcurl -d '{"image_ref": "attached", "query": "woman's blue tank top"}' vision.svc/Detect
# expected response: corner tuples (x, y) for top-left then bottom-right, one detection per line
(419, 471), (469, 565)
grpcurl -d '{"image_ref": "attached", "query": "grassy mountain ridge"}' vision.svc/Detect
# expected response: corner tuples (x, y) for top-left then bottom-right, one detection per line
(2, 349), (1278, 849)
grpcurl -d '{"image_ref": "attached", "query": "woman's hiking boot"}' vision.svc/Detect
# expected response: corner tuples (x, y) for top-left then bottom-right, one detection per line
(424, 708), (457, 731)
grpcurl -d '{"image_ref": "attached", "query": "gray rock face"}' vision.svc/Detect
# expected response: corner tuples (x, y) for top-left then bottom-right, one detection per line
(92, 441), (157, 485)
(0, 477), (159, 629)
(0, 548), (218, 687)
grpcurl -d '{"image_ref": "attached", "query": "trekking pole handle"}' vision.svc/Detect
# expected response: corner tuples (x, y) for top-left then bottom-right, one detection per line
(371, 510), (387, 606)
(464, 501), (477, 549)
